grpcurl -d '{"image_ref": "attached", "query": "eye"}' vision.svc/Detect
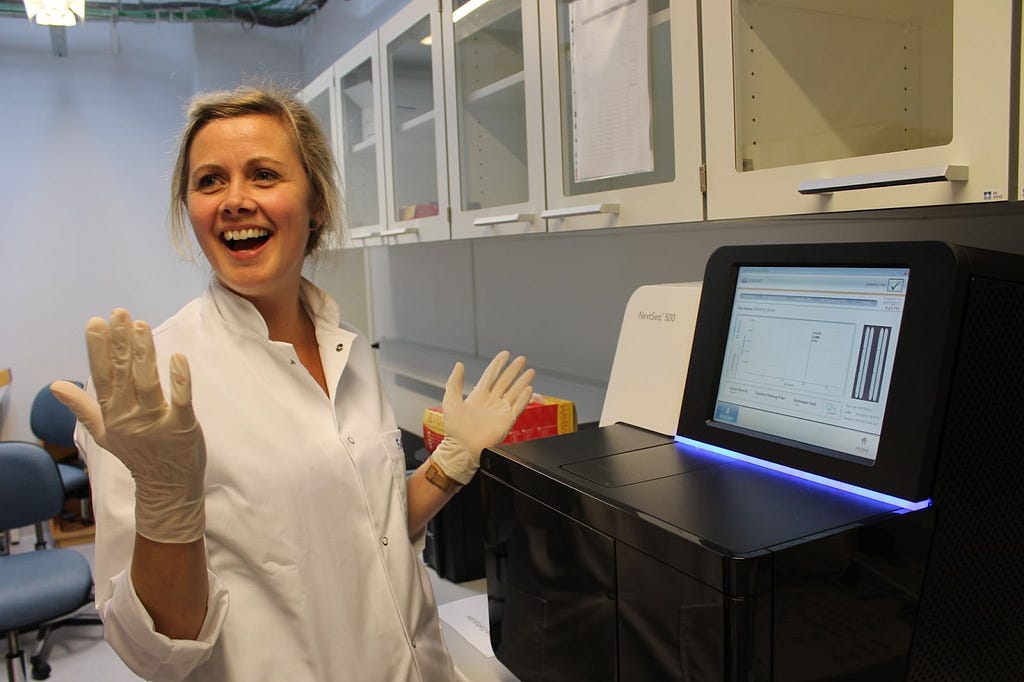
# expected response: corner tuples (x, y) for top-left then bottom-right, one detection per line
(253, 168), (279, 184)
(193, 174), (221, 191)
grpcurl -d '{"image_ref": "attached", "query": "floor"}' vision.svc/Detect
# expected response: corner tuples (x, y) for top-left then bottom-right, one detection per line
(5, 526), (514, 682)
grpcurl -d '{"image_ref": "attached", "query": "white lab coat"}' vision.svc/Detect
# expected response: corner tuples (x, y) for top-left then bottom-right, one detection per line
(78, 278), (455, 681)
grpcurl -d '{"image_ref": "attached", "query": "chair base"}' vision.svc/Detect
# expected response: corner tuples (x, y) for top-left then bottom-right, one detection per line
(5, 611), (103, 682)
(6, 631), (27, 682)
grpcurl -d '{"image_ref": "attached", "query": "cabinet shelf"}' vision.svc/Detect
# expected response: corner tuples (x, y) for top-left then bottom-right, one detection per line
(453, 0), (521, 38)
(398, 109), (435, 133)
(351, 137), (376, 153)
(466, 70), (526, 107)
(342, 80), (374, 108)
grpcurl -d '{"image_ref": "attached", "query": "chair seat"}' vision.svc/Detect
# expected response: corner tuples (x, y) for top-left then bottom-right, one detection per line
(56, 463), (89, 495)
(0, 548), (93, 632)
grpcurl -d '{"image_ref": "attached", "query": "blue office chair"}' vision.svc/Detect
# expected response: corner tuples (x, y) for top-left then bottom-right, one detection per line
(30, 383), (90, 520)
(0, 441), (99, 681)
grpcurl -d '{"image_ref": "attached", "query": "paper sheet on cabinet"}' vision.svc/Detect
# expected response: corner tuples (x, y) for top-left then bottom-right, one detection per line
(569, 0), (653, 182)
(438, 594), (495, 658)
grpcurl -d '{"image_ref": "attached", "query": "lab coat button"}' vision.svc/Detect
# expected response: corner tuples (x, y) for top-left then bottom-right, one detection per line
(411, 639), (416, 649)
(347, 436), (356, 445)
(336, 343), (344, 351)
(381, 536), (389, 545)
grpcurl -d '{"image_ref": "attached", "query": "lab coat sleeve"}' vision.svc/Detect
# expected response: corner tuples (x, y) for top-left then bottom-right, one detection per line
(101, 568), (229, 682)
(77, 408), (230, 681)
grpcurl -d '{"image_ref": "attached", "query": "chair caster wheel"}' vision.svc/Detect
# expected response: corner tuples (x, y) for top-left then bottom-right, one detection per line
(31, 661), (51, 680)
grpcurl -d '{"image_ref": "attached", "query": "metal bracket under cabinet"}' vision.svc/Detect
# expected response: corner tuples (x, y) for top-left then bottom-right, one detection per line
(350, 229), (380, 241)
(473, 213), (535, 227)
(379, 227), (420, 238)
(798, 165), (969, 195)
(540, 204), (621, 219)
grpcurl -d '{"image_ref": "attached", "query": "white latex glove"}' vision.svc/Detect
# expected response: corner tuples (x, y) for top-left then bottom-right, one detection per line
(51, 309), (206, 544)
(431, 350), (535, 485)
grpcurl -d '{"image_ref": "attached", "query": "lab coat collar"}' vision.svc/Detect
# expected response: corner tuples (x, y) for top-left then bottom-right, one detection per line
(204, 277), (343, 340)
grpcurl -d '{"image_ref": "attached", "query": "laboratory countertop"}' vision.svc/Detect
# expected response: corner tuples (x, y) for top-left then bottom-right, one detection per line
(427, 568), (519, 682)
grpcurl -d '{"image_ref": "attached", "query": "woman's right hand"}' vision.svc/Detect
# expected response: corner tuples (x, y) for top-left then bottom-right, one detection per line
(51, 308), (207, 544)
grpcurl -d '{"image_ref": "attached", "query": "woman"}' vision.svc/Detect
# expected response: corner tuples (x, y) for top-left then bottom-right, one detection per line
(52, 84), (534, 681)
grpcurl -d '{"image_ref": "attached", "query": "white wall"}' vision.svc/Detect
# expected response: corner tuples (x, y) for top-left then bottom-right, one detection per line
(300, 0), (412, 83)
(0, 18), (304, 442)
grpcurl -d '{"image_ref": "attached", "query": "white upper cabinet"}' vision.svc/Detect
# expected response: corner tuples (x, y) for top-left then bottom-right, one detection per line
(443, 0), (546, 240)
(378, 0), (451, 244)
(333, 32), (389, 247)
(299, 67), (346, 250)
(538, 0), (705, 232)
(703, 0), (1015, 220)
(300, 67), (338, 158)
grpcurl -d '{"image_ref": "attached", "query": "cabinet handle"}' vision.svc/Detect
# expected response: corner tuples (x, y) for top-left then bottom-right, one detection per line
(473, 213), (535, 227)
(540, 204), (620, 219)
(798, 165), (969, 195)
(351, 230), (380, 240)
(379, 227), (419, 237)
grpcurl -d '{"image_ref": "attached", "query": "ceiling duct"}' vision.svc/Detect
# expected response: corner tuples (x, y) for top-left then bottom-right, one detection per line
(2, 0), (331, 27)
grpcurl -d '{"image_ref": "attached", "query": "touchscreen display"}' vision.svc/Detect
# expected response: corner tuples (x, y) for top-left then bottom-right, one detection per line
(713, 266), (909, 464)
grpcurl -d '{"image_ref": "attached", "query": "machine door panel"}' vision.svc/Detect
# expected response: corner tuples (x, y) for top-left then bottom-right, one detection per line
(617, 542), (727, 681)
(483, 476), (617, 681)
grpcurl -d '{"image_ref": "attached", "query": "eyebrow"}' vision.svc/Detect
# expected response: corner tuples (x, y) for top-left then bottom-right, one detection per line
(189, 156), (287, 177)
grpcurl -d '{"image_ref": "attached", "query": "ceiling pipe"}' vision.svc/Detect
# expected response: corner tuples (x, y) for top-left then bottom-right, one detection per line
(2, 0), (329, 27)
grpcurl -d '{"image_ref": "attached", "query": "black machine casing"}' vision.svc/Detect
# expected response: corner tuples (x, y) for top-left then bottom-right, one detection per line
(481, 242), (1024, 681)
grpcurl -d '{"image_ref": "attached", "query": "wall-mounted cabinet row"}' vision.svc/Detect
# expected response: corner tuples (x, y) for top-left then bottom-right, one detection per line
(302, 0), (1019, 249)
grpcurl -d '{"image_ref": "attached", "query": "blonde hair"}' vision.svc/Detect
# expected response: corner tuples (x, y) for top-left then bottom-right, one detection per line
(169, 82), (343, 259)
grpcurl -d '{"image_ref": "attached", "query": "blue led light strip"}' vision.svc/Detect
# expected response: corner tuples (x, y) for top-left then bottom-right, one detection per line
(674, 435), (932, 511)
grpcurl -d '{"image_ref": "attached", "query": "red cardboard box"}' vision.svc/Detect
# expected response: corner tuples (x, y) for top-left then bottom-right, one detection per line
(422, 395), (577, 453)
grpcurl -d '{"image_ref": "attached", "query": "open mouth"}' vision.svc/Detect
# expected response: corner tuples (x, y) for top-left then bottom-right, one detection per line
(222, 228), (271, 252)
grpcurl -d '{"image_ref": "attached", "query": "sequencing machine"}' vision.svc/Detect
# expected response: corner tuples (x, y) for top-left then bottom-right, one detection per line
(480, 241), (1024, 681)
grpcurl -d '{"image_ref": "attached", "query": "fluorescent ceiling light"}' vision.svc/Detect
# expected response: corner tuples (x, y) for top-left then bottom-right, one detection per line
(453, 0), (491, 23)
(24, 0), (85, 26)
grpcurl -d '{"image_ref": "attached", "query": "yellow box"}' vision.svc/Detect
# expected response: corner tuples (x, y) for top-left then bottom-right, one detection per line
(423, 395), (576, 453)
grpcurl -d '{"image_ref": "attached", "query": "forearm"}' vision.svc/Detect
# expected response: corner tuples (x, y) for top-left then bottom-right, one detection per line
(131, 534), (209, 640)
(406, 457), (459, 537)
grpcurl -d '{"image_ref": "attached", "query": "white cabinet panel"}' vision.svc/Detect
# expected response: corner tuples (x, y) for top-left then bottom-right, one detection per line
(703, 0), (1015, 219)
(367, 241), (476, 352)
(539, 0), (705, 232)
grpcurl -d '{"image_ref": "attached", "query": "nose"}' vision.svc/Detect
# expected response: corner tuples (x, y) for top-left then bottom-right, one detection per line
(220, 179), (255, 215)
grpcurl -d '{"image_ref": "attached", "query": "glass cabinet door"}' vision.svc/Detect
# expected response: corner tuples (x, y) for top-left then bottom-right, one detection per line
(703, 0), (1014, 219)
(379, 0), (450, 244)
(539, 0), (704, 231)
(299, 67), (343, 249)
(443, 0), (545, 239)
(333, 32), (387, 246)
(300, 68), (336, 155)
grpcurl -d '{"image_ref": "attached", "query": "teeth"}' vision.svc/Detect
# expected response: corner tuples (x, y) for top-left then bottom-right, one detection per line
(223, 228), (269, 241)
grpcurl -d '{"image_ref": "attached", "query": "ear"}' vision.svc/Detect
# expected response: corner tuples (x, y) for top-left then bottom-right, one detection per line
(310, 197), (326, 229)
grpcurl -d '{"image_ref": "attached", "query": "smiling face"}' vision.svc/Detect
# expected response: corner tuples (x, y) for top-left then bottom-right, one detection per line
(186, 113), (322, 306)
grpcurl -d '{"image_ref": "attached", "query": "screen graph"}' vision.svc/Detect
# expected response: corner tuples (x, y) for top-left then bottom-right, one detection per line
(714, 266), (909, 464)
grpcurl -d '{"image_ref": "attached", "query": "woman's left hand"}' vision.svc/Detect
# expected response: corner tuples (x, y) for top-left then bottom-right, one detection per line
(431, 351), (535, 485)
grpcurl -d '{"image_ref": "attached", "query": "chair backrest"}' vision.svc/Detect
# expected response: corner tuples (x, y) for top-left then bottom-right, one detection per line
(30, 381), (83, 450)
(0, 442), (67, 532)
